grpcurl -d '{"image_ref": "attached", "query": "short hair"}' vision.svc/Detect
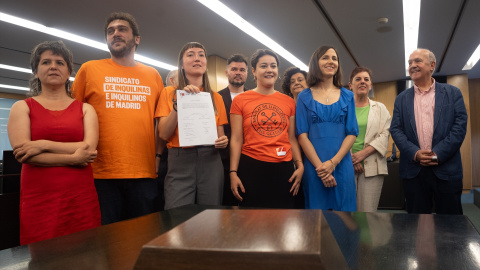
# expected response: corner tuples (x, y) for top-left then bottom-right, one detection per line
(29, 41), (74, 97)
(413, 48), (436, 73)
(281, 67), (307, 98)
(104, 12), (140, 41)
(307, 45), (343, 88)
(227, 54), (248, 67)
(177, 42), (217, 113)
(250, 49), (280, 71)
(166, 70), (178, 87)
(349, 66), (373, 84)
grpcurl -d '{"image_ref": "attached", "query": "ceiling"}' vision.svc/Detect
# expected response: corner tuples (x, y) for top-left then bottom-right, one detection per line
(1, 0), (479, 95)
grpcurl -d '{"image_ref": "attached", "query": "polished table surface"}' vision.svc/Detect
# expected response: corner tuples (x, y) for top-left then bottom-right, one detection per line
(1, 205), (480, 269)
(135, 209), (347, 269)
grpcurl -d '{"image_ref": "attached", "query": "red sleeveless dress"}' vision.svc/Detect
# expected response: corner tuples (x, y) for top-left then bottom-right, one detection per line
(20, 98), (101, 245)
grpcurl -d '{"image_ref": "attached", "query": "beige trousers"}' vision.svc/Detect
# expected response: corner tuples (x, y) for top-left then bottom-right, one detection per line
(355, 173), (384, 212)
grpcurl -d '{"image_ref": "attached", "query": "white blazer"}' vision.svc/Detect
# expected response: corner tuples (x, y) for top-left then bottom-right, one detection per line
(362, 99), (392, 177)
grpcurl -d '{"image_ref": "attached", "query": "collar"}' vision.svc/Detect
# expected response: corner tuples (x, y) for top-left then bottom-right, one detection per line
(414, 78), (435, 94)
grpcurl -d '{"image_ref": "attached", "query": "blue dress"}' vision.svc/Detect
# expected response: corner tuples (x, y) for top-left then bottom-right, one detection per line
(296, 87), (359, 211)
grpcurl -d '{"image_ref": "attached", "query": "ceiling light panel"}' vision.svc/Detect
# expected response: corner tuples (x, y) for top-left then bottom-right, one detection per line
(0, 12), (177, 71)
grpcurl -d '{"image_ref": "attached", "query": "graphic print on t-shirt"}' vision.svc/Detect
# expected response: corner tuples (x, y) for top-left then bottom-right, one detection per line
(251, 103), (287, 137)
(103, 76), (150, 109)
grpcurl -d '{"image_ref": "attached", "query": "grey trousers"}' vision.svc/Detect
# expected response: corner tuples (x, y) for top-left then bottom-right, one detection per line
(164, 146), (224, 210)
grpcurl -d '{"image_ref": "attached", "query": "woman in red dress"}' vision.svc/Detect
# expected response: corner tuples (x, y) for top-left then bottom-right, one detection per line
(7, 41), (101, 245)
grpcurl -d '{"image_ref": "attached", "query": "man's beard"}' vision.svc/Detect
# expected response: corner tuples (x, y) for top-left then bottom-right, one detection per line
(229, 77), (245, 87)
(108, 38), (136, 58)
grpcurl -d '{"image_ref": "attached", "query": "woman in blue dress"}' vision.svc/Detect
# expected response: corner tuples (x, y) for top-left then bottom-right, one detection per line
(296, 45), (358, 211)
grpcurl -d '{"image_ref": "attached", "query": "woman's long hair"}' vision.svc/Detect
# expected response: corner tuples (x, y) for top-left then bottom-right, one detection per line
(306, 45), (343, 88)
(176, 42), (217, 113)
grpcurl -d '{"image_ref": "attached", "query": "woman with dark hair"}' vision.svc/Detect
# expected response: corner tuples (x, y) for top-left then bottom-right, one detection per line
(349, 67), (391, 212)
(7, 41), (100, 245)
(229, 49), (304, 208)
(157, 42), (228, 210)
(296, 45), (358, 211)
(281, 66), (308, 209)
(281, 67), (308, 102)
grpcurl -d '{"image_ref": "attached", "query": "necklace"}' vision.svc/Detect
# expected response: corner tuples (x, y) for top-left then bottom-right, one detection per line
(319, 89), (332, 104)
(312, 87), (336, 104)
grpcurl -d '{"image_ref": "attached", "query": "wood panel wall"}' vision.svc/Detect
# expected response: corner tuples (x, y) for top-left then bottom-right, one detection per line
(0, 92), (26, 100)
(447, 74), (472, 190)
(207, 55), (228, 92)
(469, 78), (480, 187)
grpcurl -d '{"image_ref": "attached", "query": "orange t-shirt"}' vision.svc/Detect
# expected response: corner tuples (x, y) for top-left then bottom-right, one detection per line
(230, 91), (295, 162)
(72, 59), (164, 179)
(156, 86), (228, 148)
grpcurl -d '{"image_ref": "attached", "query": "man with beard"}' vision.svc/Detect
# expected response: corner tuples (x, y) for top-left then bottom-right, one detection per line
(218, 54), (248, 205)
(72, 12), (164, 224)
(391, 48), (467, 215)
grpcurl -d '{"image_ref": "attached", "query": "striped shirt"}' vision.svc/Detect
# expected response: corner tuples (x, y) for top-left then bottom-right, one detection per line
(414, 79), (436, 150)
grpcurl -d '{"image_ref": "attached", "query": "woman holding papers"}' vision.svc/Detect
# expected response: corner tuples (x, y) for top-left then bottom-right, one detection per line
(229, 49), (304, 208)
(157, 42), (228, 210)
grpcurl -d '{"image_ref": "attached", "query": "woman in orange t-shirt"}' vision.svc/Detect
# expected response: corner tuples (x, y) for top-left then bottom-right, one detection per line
(158, 42), (228, 210)
(229, 49), (304, 208)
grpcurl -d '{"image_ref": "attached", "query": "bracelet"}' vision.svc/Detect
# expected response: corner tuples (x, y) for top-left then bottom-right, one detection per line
(229, 170), (238, 174)
(156, 153), (162, 158)
(172, 98), (177, 112)
(293, 160), (302, 163)
(329, 159), (336, 169)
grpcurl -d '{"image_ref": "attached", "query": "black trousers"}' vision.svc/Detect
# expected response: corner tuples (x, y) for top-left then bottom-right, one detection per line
(94, 178), (159, 225)
(403, 167), (463, 215)
(237, 154), (296, 209)
(222, 158), (239, 206)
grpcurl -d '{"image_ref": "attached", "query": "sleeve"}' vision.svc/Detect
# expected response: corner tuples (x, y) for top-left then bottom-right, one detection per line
(289, 97), (296, 116)
(345, 92), (359, 136)
(230, 95), (242, 115)
(295, 94), (310, 136)
(156, 87), (173, 118)
(153, 72), (165, 118)
(71, 64), (87, 102)
(390, 93), (419, 161)
(431, 87), (467, 164)
(214, 93), (228, 126)
(367, 102), (391, 157)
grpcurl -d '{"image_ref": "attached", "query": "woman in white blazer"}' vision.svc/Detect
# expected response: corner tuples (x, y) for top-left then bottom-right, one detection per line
(349, 67), (391, 212)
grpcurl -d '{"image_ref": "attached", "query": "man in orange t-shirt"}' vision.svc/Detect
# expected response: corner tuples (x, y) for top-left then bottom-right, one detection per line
(72, 12), (164, 225)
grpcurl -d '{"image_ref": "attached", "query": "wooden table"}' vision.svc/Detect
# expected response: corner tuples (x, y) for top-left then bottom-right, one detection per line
(1, 205), (479, 269)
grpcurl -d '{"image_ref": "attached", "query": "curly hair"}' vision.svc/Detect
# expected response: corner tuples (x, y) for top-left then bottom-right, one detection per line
(281, 67), (307, 98)
(28, 41), (73, 97)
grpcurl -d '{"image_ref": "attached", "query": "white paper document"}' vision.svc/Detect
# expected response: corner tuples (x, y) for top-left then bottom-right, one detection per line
(177, 90), (218, 147)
